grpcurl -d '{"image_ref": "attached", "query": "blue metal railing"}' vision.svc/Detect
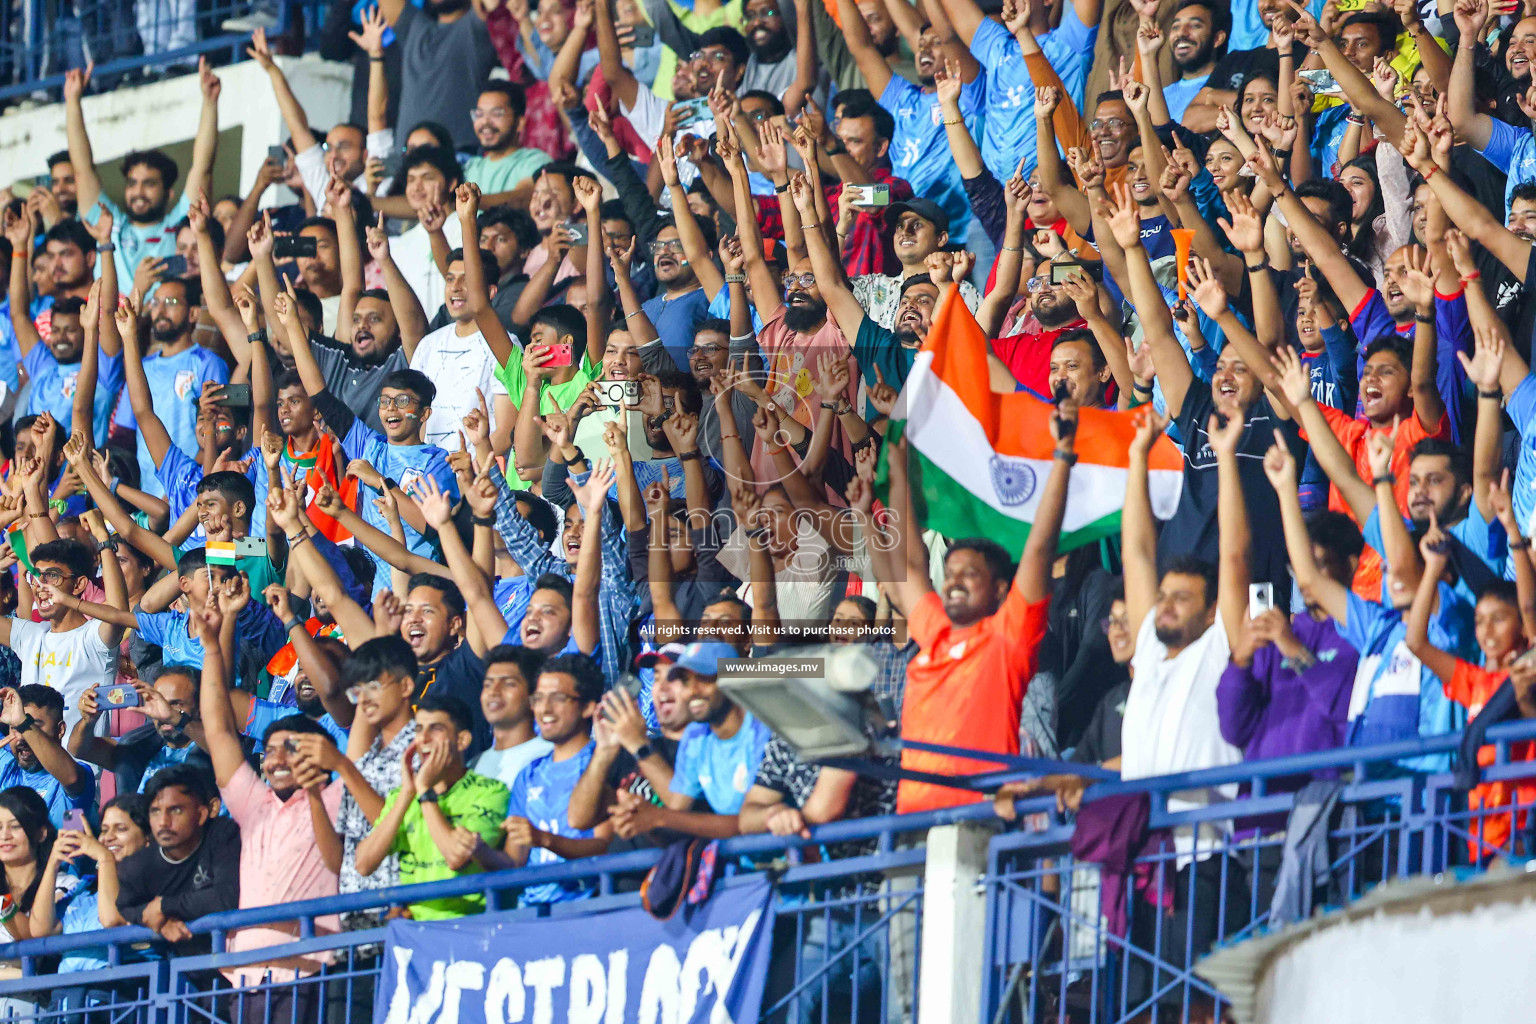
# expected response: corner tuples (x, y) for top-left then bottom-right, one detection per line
(0, 720), (1531, 1023)
(979, 717), (1536, 1024)
(0, 0), (333, 102)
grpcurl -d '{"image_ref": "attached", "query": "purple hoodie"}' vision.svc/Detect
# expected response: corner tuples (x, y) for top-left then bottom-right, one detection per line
(1217, 613), (1359, 767)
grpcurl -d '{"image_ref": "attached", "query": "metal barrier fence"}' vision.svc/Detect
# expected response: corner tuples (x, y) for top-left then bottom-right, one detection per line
(0, 805), (965, 1024)
(0, 722), (1529, 1023)
(0, 0), (333, 102)
(981, 718), (1536, 1024)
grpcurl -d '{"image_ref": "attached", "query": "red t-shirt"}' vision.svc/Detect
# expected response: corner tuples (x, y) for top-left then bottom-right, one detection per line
(1447, 660), (1536, 857)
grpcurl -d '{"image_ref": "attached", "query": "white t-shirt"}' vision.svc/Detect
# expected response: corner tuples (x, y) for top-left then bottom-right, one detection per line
(409, 323), (506, 449)
(8, 617), (116, 734)
(390, 214), (464, 319)
(294, 129), (395, 211)
(471, 736), (554, 789)
(1122, 608), (1243, 865)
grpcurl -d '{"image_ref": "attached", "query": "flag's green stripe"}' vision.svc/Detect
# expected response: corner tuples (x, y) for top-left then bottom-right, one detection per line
(7, 530), (33, 574)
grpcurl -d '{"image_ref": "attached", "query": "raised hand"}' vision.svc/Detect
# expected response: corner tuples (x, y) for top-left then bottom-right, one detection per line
(1186, 256), (1228, 318)
(408, 475), (455, 528)
(933, 57), (964, 108)
(575, 460), (617, 514)
(1097, 183), (1143, 251)
(1262, 429), (1298, 489)
(1458, 321), (1508, 394)
(1129, 407), (1169, 458)
(347, 4), (389, 56)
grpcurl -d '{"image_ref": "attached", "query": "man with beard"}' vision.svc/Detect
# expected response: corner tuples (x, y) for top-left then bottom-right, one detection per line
(4, 217), (105, 353)
(314, 217), (427, 434)
(248, 26), (388, 211)
(814, 0), (913, 91)
(0, 686), (97, 828)
(44, 152), (79, 219)
(112, 278), (230, 501)
(1157, 0), (1228, 123)
(688, 318), (758, 457)
(1286, 8), (1400, 179)
(736, 0), (825, 107)
(69, 667), (214, 796)
(463, 81), (554, 197)
(608, 642), (771, 840)
(841, 0), (983, 242)
(376, 0), (497, 150)
(936, 0), (1100, 181)
(190, 599), (347, 1022)
(1, 539), (126, 738)
(1188, 0), (1307, 133)
(13, 295), (124, 442)
(67, 61), (221, 286)
(1104, 183), (1307, 600)
(638, 222), (714, 367)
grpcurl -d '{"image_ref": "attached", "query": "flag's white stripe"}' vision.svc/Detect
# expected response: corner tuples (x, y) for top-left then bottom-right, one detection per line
(900, 364), (1182, 527)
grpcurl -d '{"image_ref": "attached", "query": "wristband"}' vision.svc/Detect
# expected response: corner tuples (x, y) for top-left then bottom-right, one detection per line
(762, 444), (785, 456)
(1053, 450), (1078, 465)
(729, 332), (754, 342)
(26, 511), (48, 520)
(677, 450), (702, 462)
(1424, 164), (1439, 180)
(566, 446), (586, 465)
(382, 477), (400, 492)
(774, 182), (790, 194)
(95, 242), (115, 253)
(13, 714), (35, 734)
(633, 741), (655, 761)
(1480, 389), (1502, 400)
(9, 253), (24, 262)
(851, 436), (877, 454)
(801, 221), (821, 230)
(286, 532), (310, 548)
(417, 788), (439, 805)
(1414, 313), (1434, 324)
(1245, 260), (1269, 272)
(96, 537), (117, 553)
(819, 401), (840, 411)
(1511, 539), (1530, 551)
(942, 117), (963, 125)
(282, 619), (302, 633)
(1461, 271), (1482, 282)
(725, 273), (746, 283)
(1132, 381), (1155, 394)
(48, 499), (67, 515)
(1372, 473), (1396, 487)
(369, 55), (384, 62)
(471, 513), (496, 527)
(1002, 245), (1024, 252)
(248, 329), (268, 344)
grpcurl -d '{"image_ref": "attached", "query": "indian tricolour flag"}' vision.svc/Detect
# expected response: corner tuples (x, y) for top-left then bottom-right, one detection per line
(876, 283), (1185, 552)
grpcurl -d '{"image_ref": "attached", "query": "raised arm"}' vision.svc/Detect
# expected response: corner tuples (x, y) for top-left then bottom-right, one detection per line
(413, 473), (508, 658)
(454, 184), (516, 368)
(62, 67), (102, 211)
(1271, 346), (1377, 523)
(1446, 0), (1496, 151)
(593, 0), (641, 108)
(836, 0), (893, 98)
(1123, 410), (1165, 634)
(248, 29), (319, 156)
(364, 214), (428, 358)
(1209, 411), (1252, 651)
(1404, 516), (1460, 686)
(1264, 430), (1350, 623)
(182, 59), (222, 206)
(656, 137), (726, 301)
(569, 464), (617, 657)
(190, 597), (247, 788)
(1101, 183), (1194, 416)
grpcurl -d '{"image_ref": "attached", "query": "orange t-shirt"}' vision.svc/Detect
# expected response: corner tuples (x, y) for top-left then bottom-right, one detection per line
(1447, 660), (1536, 857)
(1300, 406), (1449, 599)
(897, 586), (1049, 813)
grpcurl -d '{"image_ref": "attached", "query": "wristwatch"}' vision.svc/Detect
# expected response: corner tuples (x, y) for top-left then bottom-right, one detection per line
(13, 714), (35, 734)
(633, 742), (655, 761)
(417, 789), (439, 804)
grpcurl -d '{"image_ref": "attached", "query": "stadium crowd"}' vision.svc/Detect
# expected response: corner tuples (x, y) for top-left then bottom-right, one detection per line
(4, 0), (1536, 1016)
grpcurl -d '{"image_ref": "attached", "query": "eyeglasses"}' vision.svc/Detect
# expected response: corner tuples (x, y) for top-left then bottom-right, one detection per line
(345, 678), (390, 703)
(649, 240), (685, 255)
(377, 394), (420, 410)
(1025, 275), (1052, 293)
(25, 569), (75, 587)
(1089, 118), (1130, 134)
(690, 342), (727, 357)
(471, 107), (512, 121)
(1100, 615), (1130, 633)
(530, 692), (580, 708)
(689, 49), (734, 66)
(782, 273), (815, 290)
(146, 296), (184, 309)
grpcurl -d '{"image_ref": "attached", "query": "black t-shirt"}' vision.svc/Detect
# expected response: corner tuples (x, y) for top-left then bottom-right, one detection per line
(1492, 243), (1536, 365)
(1207, 42), (1309, 94)
(415, 641), (491, 756)
(1160, 388), (1307, 603)
(116, 817), (241, 951)
(604, 738), (675, 805)
(1070, 678), (1131, 766)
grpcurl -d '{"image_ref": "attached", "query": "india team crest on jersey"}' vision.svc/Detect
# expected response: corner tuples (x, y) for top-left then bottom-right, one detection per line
(60, 373), (78, 399)
(174, 369), (196, 400)
(398, 467), (425, 493)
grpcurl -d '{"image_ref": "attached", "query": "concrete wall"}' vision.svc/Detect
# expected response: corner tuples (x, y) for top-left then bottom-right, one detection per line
(0, 55), (352, 206)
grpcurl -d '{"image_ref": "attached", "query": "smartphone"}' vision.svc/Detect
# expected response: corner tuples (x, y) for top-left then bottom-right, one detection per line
(213, 383), (252, 408)
(1297, 68), (1342, 96)
(268, 144), (288, 165)
(846, 183), (891, 207)
(95, 682), (142, 709)
(61, 809), (85, 833)
(545, 343), (574, 368)
(1513, 646), (1536, 670)
(563, 220), (588, 246)
(673, 96), (713, 129)
(1249, 582), (1275, 619)
(36, 173), (51, 190)
(159, 254), (189, 277)
(274, 235), (318, 260)
(595, 379), (641, 407)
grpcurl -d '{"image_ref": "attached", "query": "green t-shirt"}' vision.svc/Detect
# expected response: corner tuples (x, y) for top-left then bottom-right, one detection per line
(498, 351), (602, 482)
(383, 770), (510, 920)
(462, 149), (553, 196)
